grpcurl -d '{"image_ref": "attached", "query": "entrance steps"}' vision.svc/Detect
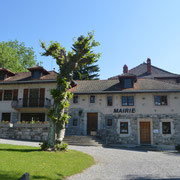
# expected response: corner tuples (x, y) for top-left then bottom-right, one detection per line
(63, 135), (104, 146)
(107, 144), (160, 151)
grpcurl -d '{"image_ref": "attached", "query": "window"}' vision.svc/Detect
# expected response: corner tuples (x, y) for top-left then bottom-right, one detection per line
(124, 79), (132, 88)
(21, 113), (45, 122)
(1, 113), (11, 122)
(107, 119), (112, 126)
(73, 96), (78, 103)
(3, 90), (13, 100)
(122, 96), (134, 106)
(107, 96), (113, 106)
(120, 122), (128, 134)
(29, 89), (39, 107)
(90, 96), (95, 103)
(154, 96), (167, 106)
(32, 71), (41, 79)
(162, 122), (171, 134)
(0, 73), (5, 80)
(73, 119), (78, 126)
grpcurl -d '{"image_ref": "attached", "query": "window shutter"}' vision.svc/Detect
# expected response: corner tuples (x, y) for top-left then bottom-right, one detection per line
(23, 89), (29, 107)
(13, 89), (18, 100)
(39, 88), (45, 107)
(0, 90), (3, 101)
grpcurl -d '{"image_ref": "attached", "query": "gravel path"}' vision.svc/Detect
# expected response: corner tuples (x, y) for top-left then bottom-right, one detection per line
(67, 146), (180, 180)
(1, 139), (180, 180)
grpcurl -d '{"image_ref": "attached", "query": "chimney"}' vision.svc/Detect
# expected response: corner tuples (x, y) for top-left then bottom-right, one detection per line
(147, 58), (151, 74)
(123, 64), (128, 74)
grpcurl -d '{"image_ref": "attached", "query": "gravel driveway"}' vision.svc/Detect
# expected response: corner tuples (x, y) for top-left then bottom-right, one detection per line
(67, 146), (180, 180)
(1, 139), (180, 180)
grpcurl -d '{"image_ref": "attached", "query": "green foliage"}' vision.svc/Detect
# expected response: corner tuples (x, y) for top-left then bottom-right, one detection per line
(54, 142), (68, 151)
(0, 40), (39, 72)
(41, 31), (100, 146)
(73, 63), (100, 80)
(40, 141), (50, 151)
(175, 144), (180, 152)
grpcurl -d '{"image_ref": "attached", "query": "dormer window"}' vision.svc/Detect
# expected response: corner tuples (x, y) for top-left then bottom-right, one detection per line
(118, 74), (137, 89)
(32, 71), (41, 79)
(0, 68), (15, 81)
(28, 66), (49, 79)
(0, 73), (5, 80)
(124, 79), (133, 88)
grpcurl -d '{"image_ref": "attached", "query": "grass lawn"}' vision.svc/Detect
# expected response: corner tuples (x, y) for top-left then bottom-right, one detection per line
(0, 144), (94, 180)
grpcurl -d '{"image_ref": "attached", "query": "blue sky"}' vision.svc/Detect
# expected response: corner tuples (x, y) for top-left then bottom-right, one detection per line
(0, 0), (180, 79)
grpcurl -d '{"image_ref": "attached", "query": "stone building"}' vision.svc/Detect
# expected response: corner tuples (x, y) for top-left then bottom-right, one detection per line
(67, 59), (180, 148)
(1, 59), (180, 148)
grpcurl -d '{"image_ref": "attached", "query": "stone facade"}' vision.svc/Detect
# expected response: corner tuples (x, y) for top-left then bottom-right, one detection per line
(66, 105), (180, 148)
(0, 123), (49, 141)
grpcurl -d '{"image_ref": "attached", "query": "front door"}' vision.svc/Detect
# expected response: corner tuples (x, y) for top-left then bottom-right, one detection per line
(140, 122), (151, 144)
(87, 113), (98, 135)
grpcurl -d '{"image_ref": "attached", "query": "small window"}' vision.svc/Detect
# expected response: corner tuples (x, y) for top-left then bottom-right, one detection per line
(107, 96), (113, 106)
(124, 79), (132, 88)
(120, 122), (128, 134)
(73, 119), (78, 126)
(162, 122), (171, 134)
(155, 96), (167, 106)
(4, 90), (13, 101)
(122, 96), (134, 106)
(1, 113), (11, 122)
(107, 119), (112, 126)
(73, 96), (78, 103)
(90, 96), (95, 103)
(0, 73), (5, 80)
(32, 71), (41, 79)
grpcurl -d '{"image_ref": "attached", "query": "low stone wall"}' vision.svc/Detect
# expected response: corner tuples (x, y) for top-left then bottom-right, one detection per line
(0, 123), (49, 141)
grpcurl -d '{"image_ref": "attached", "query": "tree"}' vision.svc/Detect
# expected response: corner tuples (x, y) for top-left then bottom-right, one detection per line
(41, 32), (100, 149)
(73, 61), (100, 80)
(0, 40), (38, 72)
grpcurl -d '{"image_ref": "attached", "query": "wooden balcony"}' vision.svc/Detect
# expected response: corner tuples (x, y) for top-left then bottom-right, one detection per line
(11, 98), (51, 112)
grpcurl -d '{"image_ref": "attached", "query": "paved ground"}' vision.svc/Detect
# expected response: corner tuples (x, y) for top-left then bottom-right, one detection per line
(1, 139), (180, 180)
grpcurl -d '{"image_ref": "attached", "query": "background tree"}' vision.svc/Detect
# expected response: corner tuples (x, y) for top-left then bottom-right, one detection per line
(73, 61), (100, 80)
(0, 40), (38, 72)
(41, 32), (100, 149)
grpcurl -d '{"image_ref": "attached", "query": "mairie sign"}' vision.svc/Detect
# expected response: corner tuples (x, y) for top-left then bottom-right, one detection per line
(113, 108), (136, 113)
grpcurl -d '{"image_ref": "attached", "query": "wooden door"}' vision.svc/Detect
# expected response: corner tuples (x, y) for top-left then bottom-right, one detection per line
(39, 88), (45, 107)
(87, 113), (98, 135)
(23, 89), (28, 107)
(13, 89), (18, 101)
(140, 122), (151, 144)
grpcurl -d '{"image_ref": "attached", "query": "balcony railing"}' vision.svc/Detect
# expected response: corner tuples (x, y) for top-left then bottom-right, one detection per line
(12, 98), (51, 108)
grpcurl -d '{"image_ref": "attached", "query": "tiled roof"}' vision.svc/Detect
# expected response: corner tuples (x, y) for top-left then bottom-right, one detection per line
(109, 63), (180, 80)
(0, 71), (57, 84)
(70, 79), (180, 94)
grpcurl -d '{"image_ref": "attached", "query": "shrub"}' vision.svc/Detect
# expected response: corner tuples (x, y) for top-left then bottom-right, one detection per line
(175, 145), (180, 152)
(54, 142), (68, 152)
(40, 141), (50, 151)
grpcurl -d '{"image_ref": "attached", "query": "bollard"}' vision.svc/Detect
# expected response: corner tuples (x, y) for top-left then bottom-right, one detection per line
(18, 173), (30, 180)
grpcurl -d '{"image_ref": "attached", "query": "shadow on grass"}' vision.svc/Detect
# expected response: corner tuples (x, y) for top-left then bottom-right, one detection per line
(126, 175), (180, 180)
(0, 171), (65, 180)
(32, 173), (65, 180)
(0, 148), (41, 153)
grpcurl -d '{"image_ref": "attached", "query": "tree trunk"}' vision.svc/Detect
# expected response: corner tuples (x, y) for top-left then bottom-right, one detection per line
(47, 119), (55, 147)
(56, 123), (65, 143)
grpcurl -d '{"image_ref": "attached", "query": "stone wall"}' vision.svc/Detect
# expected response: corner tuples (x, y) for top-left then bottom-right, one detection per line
(97, 113), (180, 146)
(65, 108), (85, 135)
(0, 123), (49, 141)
